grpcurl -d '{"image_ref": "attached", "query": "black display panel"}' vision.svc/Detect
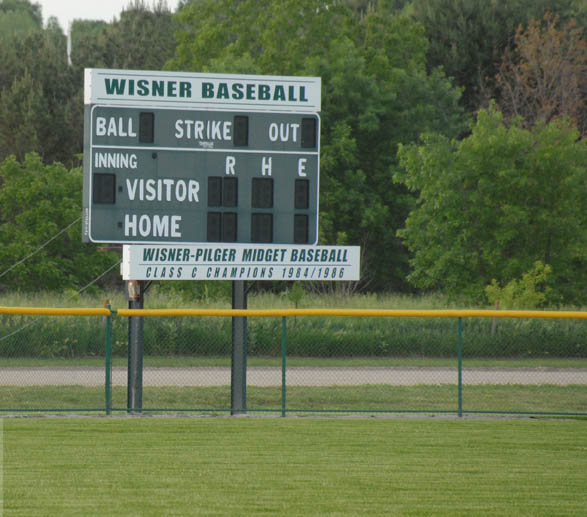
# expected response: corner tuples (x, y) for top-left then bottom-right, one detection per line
(252, 178), (274, 209)
(294, 214), (308, 243)
(139, 112), (154, 143)
(92, 173), (116, 204)
(251, 213), (273, 243)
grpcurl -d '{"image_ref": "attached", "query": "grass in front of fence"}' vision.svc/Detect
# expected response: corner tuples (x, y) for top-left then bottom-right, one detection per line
(3, 418), (586, 515)
(1, 384), (585, 414)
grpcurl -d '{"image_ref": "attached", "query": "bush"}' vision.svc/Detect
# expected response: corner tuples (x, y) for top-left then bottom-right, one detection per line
(486, 261), (554, 309)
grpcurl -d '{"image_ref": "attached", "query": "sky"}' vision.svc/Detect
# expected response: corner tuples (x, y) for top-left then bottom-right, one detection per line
(35, 0), (181, 31)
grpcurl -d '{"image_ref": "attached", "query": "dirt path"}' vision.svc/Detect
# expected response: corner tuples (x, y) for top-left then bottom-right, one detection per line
(1, 366), (586, 386)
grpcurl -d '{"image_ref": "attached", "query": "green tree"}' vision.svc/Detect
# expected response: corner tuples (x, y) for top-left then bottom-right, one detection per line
(0, 1), (180, 165)
(0, 0), (42, 40)
(396, 106), (587, 304)
(0, 72), (46, 162)
(0, 154), (118, 291)
(69, 19), (108, 67)
(0, 22), (80, 165)
(170, 0), (466, 290)
(0, 0), (44, 91)
(71, 0), (178, 71)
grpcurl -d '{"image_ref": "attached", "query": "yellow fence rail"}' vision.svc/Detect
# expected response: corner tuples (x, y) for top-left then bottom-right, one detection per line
(1, 306), (586, 319)
(0, 306), (110, 316)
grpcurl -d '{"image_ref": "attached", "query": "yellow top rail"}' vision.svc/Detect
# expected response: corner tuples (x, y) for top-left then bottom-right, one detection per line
(0, 307), (111, 316)
(116, 308), (587, 319)
(0, 306), (585, 319)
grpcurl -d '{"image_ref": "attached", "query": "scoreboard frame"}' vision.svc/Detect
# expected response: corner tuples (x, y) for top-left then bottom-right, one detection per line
(82, 69), (321, 246)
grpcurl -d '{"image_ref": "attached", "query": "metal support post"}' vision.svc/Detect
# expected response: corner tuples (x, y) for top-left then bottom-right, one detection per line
(457, 317), (463, 418)
(281, 316), (287, 417)
(231, 280), (247, 415)
(127, 280), (145, 413)
(105, 303), (113, 415)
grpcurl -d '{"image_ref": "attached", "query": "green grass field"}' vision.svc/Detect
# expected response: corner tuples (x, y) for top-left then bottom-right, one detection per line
(2, 417), (586, 515)
(1, 384), (586, 415)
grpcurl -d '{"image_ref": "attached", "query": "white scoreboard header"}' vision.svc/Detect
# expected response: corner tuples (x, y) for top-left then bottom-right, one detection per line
(85, 69), (321, 112)
(121, 244), (360, 281)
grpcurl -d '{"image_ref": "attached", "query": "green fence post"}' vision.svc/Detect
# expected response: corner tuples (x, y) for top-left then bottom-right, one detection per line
(457, 317), (463, 418)
(281, 316), (287, 417)
(231, 281), (247, 415)
(105, 305), (113, 416)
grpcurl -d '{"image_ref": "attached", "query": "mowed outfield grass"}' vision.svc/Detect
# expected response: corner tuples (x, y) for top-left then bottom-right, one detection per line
(2, 384), (586, 414)
(3, 418), (586, 516)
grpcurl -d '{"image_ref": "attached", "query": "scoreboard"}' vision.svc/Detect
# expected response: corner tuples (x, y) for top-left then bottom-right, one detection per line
(82, 69), (321, 245)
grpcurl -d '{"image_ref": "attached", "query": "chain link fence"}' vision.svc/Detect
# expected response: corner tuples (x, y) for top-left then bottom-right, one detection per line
(1, 307), (586, 416)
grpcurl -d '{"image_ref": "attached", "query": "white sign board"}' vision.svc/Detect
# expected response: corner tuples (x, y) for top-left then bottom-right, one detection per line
(121, 244), (360, 281)
(85, 69), (321, 112)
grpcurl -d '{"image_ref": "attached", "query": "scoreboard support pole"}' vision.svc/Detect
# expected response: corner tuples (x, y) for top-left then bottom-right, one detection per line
(125, 278), (249, 416)
(127, 280), (148, 413)
(231, 280), (248, 415)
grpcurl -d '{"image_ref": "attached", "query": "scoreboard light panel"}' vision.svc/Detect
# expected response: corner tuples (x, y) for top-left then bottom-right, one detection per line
(84, 107), (319, 244)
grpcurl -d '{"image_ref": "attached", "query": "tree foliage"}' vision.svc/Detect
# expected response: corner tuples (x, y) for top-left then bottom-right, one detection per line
(0, 25), (78, 165)
(497, 13), (586, 137)
(0, 154), (118, 291)
(170, 0), (466, 289)
(0, 1), (179, 166)
(396, 106), (587, 304)
(411, 0), (585, 112)
(71, 0), (178, 71)
(0, 0), (42, 40)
